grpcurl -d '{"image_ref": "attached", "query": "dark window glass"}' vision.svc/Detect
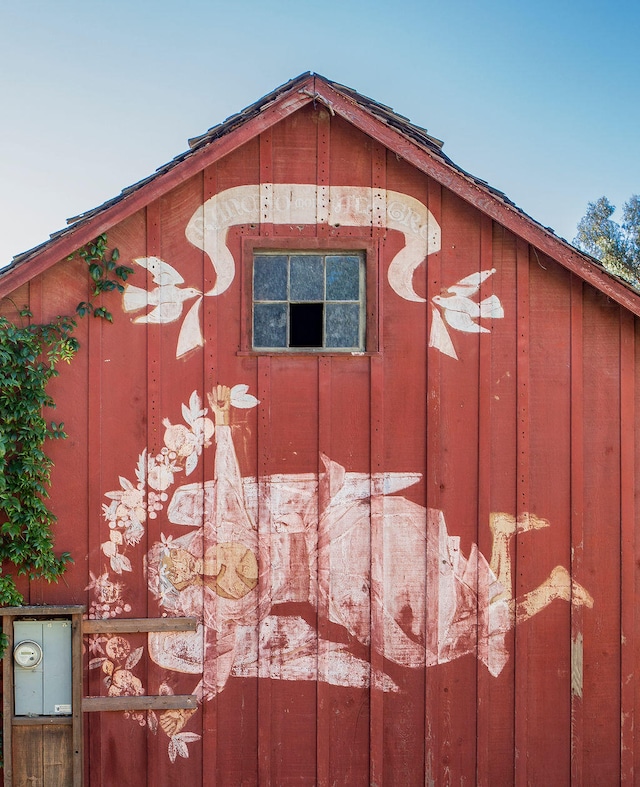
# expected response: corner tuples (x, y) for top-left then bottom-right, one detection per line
(290, 303), (324, 347)
(326, 256), (360, 300)
(253, 303), (287, 347)
(290, 255), (324, 301)
(254, 255), (287, 301)
(253, 251), (364, 351)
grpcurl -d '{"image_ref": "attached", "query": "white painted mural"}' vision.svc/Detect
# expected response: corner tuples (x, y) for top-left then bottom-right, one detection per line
(89, 384), (593, 762)
(122, 184), (504, 358)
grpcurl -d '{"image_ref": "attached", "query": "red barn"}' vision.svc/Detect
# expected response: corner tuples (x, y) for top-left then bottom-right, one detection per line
(0, 73), (638, 785)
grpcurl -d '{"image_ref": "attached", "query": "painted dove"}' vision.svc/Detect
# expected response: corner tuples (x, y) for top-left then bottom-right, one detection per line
(432, 268), (504, 333)
(123, 256), (201, 324)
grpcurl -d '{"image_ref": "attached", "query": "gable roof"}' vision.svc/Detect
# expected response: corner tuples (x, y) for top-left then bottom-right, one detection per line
(2, 72), (639, 316)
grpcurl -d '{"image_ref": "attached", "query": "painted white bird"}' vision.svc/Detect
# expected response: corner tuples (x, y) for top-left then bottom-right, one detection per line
(123, 256), (201, 324)
(432, 269), (503, 333)
(429, 269), (504, 359)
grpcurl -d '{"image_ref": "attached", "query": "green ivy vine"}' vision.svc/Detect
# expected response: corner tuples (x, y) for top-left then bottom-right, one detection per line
(73, 233), (133, 322)
(0, 235), (132, 611)
(0, 310), (78, 607)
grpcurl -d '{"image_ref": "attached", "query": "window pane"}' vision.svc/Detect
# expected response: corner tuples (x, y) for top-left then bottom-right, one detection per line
(254, 255), (287, 301)
(253, 303), (287, 347)
(326, 256), (360, 301)
(325, 303), (360, 348)
(290, 255), (324, 301)
(290, 303), (323, 347)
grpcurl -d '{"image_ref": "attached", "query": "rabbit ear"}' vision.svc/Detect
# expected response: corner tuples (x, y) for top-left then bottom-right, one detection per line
(320, 453), (346, 500)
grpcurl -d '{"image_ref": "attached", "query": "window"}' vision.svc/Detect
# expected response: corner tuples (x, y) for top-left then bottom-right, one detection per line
(252, 251), (366, 351)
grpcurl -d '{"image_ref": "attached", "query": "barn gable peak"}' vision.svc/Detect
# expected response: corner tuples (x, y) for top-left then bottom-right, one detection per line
(2, 73), (639, 316)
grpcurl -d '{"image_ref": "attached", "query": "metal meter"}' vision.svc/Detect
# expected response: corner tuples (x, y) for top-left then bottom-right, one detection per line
(14, 640), (43, 669)
(13, 619), (72, 716)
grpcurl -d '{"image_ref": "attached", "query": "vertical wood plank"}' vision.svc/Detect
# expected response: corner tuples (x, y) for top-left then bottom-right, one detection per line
(476, 214), (493, 784)
(260, 131), (273, 238)
(3, 615), (14, 787)
(86, 247), (104, 787)
(145, 199), (162, 787)
(424, 177), (442, 786)
(316, 107), (330, 237)
(256, 355), (272, 786)
(514, 237), (530, 786)
(71, 611), (84, 787)
(369, 138), (386, 787)
(12, 726), (43, 786)
(28, 275), (43, 607)
(201, 164), (219, 787)
(620, 309), (635, 783)
(43, 726), (73, 787)
(570, 275), (585, 784)
(369, 351), (384, 787)
(316, 106), (331, 784)
(316, 356), (331, 786)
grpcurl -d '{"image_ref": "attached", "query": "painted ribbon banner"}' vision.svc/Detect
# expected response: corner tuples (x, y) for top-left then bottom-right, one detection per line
(185, 184), (441, 302)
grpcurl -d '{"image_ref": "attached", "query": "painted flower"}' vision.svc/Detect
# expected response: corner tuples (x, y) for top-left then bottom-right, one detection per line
(162, 420), (198, 457)
(108, 668), (144, 697)
(105, 636), (131, 662)
(148, 457), (180, 491)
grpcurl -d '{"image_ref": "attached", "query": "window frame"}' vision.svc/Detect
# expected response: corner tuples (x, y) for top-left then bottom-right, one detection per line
(240, 236), (378, 355)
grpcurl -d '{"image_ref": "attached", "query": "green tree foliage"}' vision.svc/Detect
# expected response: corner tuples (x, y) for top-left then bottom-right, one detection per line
(0, 310), (79, 606)
(574, 195), (640, 288)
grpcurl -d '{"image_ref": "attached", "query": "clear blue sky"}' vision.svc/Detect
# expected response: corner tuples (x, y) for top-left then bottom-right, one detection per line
(1, 0), (638, 266)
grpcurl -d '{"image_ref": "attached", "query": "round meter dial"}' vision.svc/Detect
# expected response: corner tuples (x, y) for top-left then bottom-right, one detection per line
(14, 640), (43, 669)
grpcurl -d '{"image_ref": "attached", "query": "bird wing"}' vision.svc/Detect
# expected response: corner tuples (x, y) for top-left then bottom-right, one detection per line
(134, 300), (183, 324)
(122, 284), (150, 313)
(429, 307), (458, 359)
(447, 268), (496, 297)
(433, 295), (480, 317)
(478, 294), (504, 319)
(443, 309), (489, 333)
(134, 256), (184, 286)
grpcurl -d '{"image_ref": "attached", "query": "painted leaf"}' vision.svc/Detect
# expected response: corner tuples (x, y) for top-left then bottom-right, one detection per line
(185, 451), (198, 477)
(126, 646), (144, 670)
(120, 476), (135, 491)
(135, 450), (147, 485)
(110, 552), (132, 574)
(148, 710), (158, 734)
(182, 402), (194, 426)
(175, 732), (201, 744)
(116, 553), (132, 573)
(230, 384), (259, 409)
(102, 541), (117, 558)
(89, 657), (109, 670)
(189, 390), (205, 418)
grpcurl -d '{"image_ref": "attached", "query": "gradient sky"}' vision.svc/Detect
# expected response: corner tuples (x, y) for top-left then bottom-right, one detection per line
(1, 0), (638, 266)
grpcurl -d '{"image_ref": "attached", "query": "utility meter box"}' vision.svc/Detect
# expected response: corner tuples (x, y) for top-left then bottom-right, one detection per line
(13, 618), (72, 716)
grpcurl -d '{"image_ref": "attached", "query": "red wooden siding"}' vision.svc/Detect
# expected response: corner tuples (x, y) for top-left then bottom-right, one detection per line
(1, 102), (639, 786)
